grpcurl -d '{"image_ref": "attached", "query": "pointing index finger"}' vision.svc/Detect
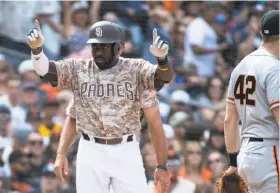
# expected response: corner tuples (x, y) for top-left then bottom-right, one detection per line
(153, 28), (157, 43)
(34, 19), (41, 32)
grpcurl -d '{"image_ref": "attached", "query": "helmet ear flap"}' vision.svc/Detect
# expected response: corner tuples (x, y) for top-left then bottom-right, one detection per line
(113, 42), (120, 56)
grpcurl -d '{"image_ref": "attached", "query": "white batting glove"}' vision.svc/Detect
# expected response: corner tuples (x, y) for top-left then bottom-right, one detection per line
(26, 19), (45, 50)
(149, 28), (169, 58)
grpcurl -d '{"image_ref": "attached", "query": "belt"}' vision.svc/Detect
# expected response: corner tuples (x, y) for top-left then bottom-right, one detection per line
(249, 137), (263, 142)
(81, 133), (134, 145)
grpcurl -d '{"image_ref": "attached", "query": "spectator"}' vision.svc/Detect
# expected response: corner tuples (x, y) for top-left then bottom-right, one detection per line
(21, 82), (42, 117)
(0, 56), (14, 96)
(184, 2), (228, 78)
(112, 1), (149, 55)
(8, 149), (34, 193)
(206, 151), (228, 185)
(204, 127), (226, 154)
(63, 1), (90, 55)
(38, 101), (62, 140)
(25, 132), (46, 184)
(0, 75), (27, 125)
(178, 141), (212, 184)
(26, 111), (43, 132)
(199, 76), (226, 123)
(52, 90), (73, 126)
(168, 111), (193, 153)
(30, 162), (61, 193)
(18, 59), (41, 84)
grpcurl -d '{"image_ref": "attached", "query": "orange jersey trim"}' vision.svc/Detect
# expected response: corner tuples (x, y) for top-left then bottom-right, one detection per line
(227, 97), (235, 101)
(270, 101), (280, 108)
(273, 146), (279, 193)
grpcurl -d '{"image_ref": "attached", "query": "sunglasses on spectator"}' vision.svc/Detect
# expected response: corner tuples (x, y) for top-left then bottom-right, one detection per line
(187, 150), (202, 155)
(28, 140), (43, 146)
(208, 158), (221, 165)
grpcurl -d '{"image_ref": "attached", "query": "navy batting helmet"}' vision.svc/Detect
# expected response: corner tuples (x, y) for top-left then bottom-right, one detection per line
(87, 21), (125, 56)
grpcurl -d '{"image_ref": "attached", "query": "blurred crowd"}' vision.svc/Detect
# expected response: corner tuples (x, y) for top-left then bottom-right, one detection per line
(0, 1), (279, 193)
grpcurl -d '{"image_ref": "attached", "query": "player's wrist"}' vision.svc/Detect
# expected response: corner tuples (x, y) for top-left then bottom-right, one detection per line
(157, 56), (168, 66)
(228, 151), (239, 167)
(31, 47), (43, 55)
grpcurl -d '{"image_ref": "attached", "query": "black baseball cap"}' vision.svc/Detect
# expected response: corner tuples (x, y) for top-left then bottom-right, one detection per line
(260, 10), (279, 36)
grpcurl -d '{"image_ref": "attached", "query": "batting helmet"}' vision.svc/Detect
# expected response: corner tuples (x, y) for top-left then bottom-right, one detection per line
(87, 21), (125, 56)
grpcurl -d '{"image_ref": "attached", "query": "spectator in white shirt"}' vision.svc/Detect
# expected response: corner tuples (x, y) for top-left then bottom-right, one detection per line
(0, 75), (26, 125)
(184, 2), (228, 78)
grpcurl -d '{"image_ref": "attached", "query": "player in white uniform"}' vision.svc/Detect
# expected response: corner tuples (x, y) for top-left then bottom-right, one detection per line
(223, 10), (279, 193)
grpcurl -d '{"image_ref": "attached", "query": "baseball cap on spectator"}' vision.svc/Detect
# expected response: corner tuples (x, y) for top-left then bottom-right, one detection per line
(163, 124), (175, 139)
(18, 59), (34, 75)
(171, 90), (191, 104)
(260, 10), (279, 36)
(0, 105), (10, 115)
(13, 124), (33, 145)
(169, 111), (192, 128)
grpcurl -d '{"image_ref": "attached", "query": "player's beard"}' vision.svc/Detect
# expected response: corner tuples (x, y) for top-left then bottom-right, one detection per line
(95, 56), (118, 70)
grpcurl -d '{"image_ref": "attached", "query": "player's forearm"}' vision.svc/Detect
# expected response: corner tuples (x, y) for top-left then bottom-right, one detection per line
(224, 116), (240, 153)
(191, 45), (218, 54)
(155, 56), (174, 83)
(148, 119), (168, 165)
(57, 116), (79, 155)
(31, 48), (50, 76)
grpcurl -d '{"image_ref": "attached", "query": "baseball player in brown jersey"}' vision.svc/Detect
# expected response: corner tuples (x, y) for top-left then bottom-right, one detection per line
(223, 10), (279, 193)
(27, 20), (174, 193)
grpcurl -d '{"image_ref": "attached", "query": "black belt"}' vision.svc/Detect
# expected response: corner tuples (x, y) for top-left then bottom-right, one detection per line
(249, 137), (263, 142)
(82, 133), (134, 145)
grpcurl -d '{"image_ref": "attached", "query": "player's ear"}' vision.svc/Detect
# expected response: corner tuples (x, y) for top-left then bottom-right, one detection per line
(118, 42), (125, 55)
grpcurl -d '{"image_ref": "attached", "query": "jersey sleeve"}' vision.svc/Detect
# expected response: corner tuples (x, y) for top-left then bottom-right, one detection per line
(137, 59), (157, 90)
(226, 73), (236, 104)
(50, 58), (76, 89)
(265, 67), (280, 110)
(66, 98), (76, 119)
(140, 89), (159, 109)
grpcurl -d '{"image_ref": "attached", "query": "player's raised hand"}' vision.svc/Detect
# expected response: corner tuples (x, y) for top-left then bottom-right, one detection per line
(150, 28), (169, 58)
(26, 19), (45, 49)
(54, 154), (69, 184)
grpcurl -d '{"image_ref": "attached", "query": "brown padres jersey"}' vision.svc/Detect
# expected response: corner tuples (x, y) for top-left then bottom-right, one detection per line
(53, 57), (159, 138)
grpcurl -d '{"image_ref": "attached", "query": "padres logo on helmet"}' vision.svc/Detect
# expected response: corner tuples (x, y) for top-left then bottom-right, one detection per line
(87, 21), (125, 56)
